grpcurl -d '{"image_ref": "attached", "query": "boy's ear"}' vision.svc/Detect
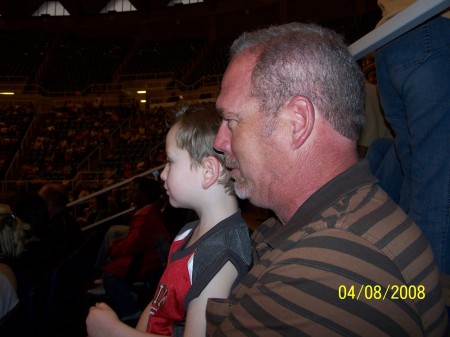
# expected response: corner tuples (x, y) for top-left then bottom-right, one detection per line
(202, 156), (220, 189)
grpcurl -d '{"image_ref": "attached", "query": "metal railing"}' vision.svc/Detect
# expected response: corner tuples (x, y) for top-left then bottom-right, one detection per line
(66, 164), (165, 232)
(349, 0), (449, 59)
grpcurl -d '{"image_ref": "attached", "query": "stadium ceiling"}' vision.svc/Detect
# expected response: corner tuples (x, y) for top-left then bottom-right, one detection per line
(0, 0), (175, 18)
(0, 0), (380, 42)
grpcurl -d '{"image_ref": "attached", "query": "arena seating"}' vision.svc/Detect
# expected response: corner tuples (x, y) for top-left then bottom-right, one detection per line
(39, 35), (133, 93)
(17, 103), (133, 182)
(0, 103), (35, 175)
(0, 31), (53, 78)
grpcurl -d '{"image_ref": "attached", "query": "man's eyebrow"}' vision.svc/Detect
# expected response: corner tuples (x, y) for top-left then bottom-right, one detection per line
(217, 108), (238, 119)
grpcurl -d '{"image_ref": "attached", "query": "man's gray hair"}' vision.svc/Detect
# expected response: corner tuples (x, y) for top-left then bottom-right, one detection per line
(230, 22), (365, 140)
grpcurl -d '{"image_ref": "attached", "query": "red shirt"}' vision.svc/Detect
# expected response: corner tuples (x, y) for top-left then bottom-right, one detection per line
(103, 203), (171, 280)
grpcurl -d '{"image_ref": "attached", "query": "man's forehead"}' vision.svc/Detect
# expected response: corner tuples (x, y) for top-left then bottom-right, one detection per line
(226, 51), (256, 79)
(217, 53), (255, 109)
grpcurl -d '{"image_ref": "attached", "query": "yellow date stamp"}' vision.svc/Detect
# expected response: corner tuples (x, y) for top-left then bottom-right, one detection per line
(338, 284), (426, 300)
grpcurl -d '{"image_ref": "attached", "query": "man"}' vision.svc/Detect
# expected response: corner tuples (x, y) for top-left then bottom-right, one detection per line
(209, 23), (448, 336)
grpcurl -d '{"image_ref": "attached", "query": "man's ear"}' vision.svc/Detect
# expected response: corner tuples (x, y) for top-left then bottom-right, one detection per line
(202, 156), (220, 189)
(287, 95), (315, 149)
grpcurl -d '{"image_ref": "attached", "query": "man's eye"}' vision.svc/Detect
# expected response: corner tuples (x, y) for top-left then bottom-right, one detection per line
(227, 119), (237, 129)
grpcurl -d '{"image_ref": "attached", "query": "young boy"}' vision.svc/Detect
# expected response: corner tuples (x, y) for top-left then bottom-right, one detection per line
(87, 105), (252, 337)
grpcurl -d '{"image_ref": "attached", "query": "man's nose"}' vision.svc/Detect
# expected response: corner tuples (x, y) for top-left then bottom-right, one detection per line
(214, 121), (231, 154)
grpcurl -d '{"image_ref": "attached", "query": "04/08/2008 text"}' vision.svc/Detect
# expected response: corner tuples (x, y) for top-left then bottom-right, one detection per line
(338, 284), (425, 301)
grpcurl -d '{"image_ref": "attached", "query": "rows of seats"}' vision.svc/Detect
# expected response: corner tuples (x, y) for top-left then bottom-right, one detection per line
(121, 39), (207, 80)
(99, 106), (169, 179)
(0, 31), (53, 78)
(0, 14), (377, 95)
(6, 103), (214, 184)
(185, 38), (232, 86)
(39, 35), (133, 93)
(19, 103), (133, 181)
(0, 102), (172, 184)
(0, 34), (228, 93)
(0, 103), (35, 175)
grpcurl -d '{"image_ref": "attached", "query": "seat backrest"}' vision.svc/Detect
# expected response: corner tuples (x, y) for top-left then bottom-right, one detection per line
(0, 300), (27, 337)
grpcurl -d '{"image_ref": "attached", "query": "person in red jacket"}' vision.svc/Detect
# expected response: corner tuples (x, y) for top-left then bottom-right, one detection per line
(95, 176), (171, 322)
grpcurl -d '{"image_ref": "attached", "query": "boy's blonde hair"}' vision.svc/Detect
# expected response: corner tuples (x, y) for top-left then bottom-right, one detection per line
(172, 105), (233, 194)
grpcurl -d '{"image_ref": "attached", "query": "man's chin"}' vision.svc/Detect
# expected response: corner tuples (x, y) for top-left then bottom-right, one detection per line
(233, 181), (249, 200)
(234, 180), (267, 209)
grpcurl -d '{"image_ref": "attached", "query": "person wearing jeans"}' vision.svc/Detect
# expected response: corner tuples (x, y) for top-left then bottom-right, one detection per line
(374, 10), (450, 274)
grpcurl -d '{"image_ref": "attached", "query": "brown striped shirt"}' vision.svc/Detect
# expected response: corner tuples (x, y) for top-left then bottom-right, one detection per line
(206, 161), (448, 337)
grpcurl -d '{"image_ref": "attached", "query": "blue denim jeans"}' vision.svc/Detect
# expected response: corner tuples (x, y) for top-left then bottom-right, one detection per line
(103, 271), (140, 320)
(366, 138), (402, 204)
(375, 16), (450, 274)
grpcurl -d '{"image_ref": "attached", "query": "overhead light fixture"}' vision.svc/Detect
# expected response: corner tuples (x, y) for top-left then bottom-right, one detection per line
(137, 90), (146, 94)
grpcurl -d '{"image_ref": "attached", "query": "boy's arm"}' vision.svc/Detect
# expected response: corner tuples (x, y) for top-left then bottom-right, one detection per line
(86, 302), (163, 337)
(184, 261), (238, 337)
(136, 301), (152, 331)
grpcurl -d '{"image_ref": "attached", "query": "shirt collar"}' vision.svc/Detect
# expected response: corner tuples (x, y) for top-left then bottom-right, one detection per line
(260, 160), (377, 249)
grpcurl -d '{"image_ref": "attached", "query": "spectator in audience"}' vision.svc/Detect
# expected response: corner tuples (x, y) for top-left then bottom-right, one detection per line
(9, 191), (50, 242)
(208, 22), (448, 336)
(0, 262), (19, 319)
(123, 162), (134, 179)
(76, 194), (111, 228)
(0, 205), (26, 260)
(374, 0), (450, 275)
(87, 177), (172, 323)
(356, 53), (392, 159)
(0, 198), (51, 299)
(38, 183), (82, 264)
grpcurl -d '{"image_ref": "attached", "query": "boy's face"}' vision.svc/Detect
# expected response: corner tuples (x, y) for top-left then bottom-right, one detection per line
(160, 124), (203, 209)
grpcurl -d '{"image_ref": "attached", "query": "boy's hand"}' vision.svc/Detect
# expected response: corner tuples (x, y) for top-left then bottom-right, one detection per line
(86, 302), (120, 337)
